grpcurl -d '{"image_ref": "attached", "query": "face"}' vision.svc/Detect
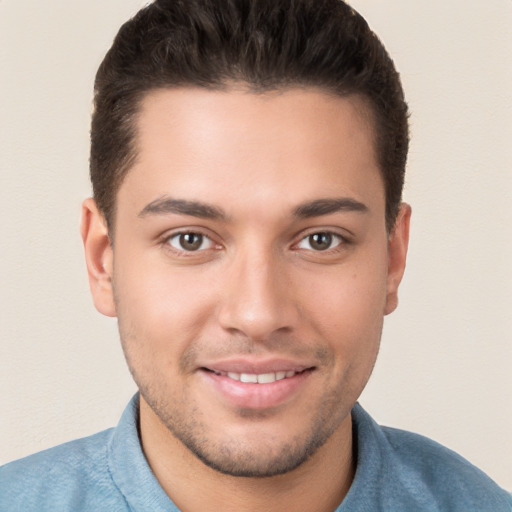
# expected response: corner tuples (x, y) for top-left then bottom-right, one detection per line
(82, 87), (410, 477)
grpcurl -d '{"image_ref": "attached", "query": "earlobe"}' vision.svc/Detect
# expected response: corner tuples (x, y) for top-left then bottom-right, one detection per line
(384, 203), (411, 315)
(80, 198), (117, 317)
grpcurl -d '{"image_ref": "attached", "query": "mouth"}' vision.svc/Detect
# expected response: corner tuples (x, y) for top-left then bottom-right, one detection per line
(199, 364), (315, 409)
(201, 368), (309, 384)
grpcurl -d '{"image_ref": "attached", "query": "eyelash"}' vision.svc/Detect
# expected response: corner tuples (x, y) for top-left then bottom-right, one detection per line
(162, 229), (349, 256)
(296, 232), (348, 253)
(163, 230), (218, 254)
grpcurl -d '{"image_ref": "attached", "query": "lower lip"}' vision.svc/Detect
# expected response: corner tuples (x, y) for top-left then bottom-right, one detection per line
(200, 370), (312, 410)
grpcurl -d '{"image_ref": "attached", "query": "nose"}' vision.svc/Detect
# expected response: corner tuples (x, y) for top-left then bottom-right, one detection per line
(217, 249), (300, 341)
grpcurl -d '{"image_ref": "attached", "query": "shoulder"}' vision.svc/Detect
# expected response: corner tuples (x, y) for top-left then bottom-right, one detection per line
(348, 404), (512, 511)
(383, 425), (510, 503)
(0, 429), (128, 512)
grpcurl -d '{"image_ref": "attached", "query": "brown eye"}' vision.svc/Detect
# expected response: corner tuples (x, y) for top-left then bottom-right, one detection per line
(180, 233), (203, 251)
(297, 232), (343, 251)
(309, 233), (332, 251)
(168, 232), (212, 252)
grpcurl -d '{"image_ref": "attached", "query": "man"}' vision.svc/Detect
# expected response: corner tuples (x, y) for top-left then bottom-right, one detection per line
(0, 0), (510, 510)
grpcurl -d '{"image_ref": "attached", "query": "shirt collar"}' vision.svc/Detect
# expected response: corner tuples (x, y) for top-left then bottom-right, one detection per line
(107, 394), (384, 511)
(107, 393), (180, 511)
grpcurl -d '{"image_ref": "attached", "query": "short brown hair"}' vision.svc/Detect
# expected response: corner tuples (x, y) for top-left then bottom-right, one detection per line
(90, 0), (409, 232)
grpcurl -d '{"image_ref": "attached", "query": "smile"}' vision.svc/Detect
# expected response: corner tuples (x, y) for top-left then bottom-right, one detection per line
(200, 366), (313, 409)
(210, 370), (299, 384)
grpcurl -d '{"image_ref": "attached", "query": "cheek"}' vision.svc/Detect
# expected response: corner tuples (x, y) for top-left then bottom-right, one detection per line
(300, 253), (388, 380)
(306, 260), (388, 337)
(112, 256), (217, 353)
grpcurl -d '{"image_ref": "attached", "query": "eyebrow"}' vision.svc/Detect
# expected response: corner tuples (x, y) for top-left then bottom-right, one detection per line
(138, 197), (227, 220)
(293, 197), (368, 218)
(138, 196), (368, 221)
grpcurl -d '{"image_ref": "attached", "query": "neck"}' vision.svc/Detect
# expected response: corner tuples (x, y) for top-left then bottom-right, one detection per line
(139, 399), (355, 512)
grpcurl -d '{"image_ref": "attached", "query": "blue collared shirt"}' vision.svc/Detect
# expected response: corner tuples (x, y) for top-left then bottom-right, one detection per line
(1, 394), (511, 511)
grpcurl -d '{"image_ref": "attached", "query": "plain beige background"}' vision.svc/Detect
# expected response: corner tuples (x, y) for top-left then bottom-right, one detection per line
(1, 0), (511, 490)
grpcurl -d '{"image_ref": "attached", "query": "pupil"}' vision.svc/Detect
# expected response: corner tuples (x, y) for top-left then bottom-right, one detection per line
(180, 233), (202, 251)
(310, 233), (331, 251)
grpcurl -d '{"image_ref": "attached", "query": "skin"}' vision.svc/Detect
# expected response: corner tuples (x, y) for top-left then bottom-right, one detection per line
(81, 87), (410, 512)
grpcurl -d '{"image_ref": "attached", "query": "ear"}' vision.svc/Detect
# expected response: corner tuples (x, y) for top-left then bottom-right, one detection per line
(384, 203), (411, 315)
(80, 198), (117, 317)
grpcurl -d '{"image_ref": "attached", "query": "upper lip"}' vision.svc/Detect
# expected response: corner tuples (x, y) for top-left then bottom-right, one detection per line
(199, 358), (316, 375)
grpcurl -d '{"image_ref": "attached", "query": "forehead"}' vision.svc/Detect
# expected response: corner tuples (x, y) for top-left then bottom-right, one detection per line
(118, 86), (384, 220)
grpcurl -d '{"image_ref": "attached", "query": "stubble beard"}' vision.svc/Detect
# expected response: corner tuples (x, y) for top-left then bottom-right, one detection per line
(114, 290), (362, 479)
(137, 379), (347, 478)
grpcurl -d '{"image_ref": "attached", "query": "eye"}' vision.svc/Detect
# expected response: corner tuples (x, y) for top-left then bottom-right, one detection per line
(167, 232), (214, 252)
(297, 232), (344, 251)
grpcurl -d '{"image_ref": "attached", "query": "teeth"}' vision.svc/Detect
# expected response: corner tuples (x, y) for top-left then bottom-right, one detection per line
(257, 373), (276, 384)
(221, 371), (298, 383)
(240, 373), (258, 383)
